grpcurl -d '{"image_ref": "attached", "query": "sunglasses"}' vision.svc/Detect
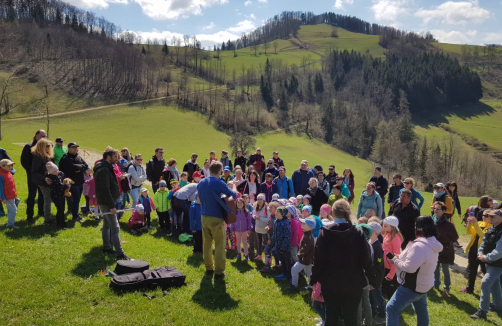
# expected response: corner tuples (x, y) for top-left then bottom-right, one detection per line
(121, 150), (127, 152)
(433, 207), (442, 211)
(404, 182), (411, 185)
(393, 177), (400, 180)
(433, 187), (441, 190)
(136, 159), (143, 161)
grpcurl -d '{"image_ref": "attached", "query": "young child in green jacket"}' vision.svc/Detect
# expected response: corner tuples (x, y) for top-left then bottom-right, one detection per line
(153, 180), (171, 233)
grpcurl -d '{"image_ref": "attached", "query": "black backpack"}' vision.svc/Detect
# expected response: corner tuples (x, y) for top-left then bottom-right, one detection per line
(114, 260), (150, 275)
(110, 266), (186, 292)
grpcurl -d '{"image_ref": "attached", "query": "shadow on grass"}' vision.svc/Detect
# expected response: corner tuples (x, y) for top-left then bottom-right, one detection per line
(71, 246), (117, 278)
(186, 254), (203, 268)
(230, 259), (253, 274)
(3, 217), (75, 239)
(412, 101), (496, 128)
(192, 274), (239, 311)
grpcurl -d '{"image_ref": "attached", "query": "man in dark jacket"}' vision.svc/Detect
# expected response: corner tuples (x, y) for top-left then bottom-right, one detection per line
(248, 148), (265, 180)
(388, 173), (404, 215)
(370, 167), (388, 219)
(183, 153), (200, 182)
(20, 129), (47, 221)
(291, 160), (314, 196)
(389, 189), (420, 249)
(59, 142), (88, 222)
(146, 147), (165, 193)
(234, 150), (247, 172)
(271, 151), (284, 168)
(94, 146), (130, 260)
(326, 165), (338, 190)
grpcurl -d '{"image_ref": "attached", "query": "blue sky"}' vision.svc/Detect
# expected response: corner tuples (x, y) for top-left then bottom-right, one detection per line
(68, 0), (502, 48)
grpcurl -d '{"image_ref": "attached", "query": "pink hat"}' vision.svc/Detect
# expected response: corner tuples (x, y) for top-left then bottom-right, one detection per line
(289, 197), (298, 206)
(320, 204), (331, 216)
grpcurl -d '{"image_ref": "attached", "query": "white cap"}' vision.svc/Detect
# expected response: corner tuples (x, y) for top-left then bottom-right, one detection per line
(136, 204), (144, 211)
(383, 216), (400, 231)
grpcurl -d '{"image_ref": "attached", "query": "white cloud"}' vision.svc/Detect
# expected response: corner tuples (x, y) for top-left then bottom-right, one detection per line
(132, 0), (228, 20)
(246, 13), (256, 20)
(226, 20), (255, 33)
(430, 29), (477, 44)
(483, 33), (502, 44)
(334, 0), (354, 10)
(244, 0), (252, 6)
(415, 1), (490, 25)
(257, 0), (267, 2)
(203, 22), (215, 30)
(65, 0), (127, 9)
(371, 0), (408, 22)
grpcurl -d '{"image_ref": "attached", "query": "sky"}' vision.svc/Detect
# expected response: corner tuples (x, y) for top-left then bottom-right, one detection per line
(66, 0), (502, 48)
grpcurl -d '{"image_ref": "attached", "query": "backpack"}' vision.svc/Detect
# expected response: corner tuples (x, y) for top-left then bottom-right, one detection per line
(114, 260), (150, 275)
(110, 266), (186, 292)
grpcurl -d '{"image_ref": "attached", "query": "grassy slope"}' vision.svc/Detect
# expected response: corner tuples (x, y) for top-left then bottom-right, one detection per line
(1, 104), (499, 325)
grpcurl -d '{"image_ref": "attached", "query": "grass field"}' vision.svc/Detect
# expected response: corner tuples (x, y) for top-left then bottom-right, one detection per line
(1, 103), (501, 325)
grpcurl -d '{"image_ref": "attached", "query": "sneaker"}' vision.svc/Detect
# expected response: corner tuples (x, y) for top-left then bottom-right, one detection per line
(274, 274), (287, 280)
(6, 225), (19, 229)
(205, 270), (214, 276)
(244, 255), (250, 261)
(460, 288), (474, 294)
(444, 289), (450, 297)
(287, 285), (299, 292)
(214, 273), (228, 281)
(254, 255), (263, 261)
(471, 309), (487, 320)
(148, 226), (153, 230)
(374, 316), (386, 324)
(314, 318), (322, 322)
(116, 254), (132, 261)
(236, 254), (241, 260)
(490, 303), (502, 312)
(454, 241), (463, 248)
(260, 266), (270, 273)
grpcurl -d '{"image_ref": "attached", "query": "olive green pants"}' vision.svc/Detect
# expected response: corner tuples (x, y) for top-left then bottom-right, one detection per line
(202, 215), (226, 275)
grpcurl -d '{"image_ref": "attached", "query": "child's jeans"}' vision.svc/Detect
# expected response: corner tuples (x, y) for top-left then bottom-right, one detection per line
(235, 231), (248, 256)
(278, 249), (293, 279)
(145, 213), (151, 227)
(312, 300), (326, 323)
(434, 263), (451, 291)
(4, 198), (17, 227)
(291, 261), (312, 287)
(84, 196), (90, 211)
(357, 284), (372, 326)
(53, 198), (65, 227)
(291, 246), (298, 263)
(264, 245), (280, 266)
(256, 232), (268, 255)
(157, 211), (170, 230)
(370, 286), (386, 318)
(170, 210), (181, 234)
(121, 192), (130, 208)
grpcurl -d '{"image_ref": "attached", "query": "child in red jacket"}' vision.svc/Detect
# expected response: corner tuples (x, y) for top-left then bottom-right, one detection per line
(0, 159), (18, 229)
(128, 204), (145, 234)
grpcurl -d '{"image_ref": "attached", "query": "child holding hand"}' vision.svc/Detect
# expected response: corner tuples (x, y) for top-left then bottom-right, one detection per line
(46, 162), (69, 229)
(231, 198), (253, 261)
(138, 188), (156, 230)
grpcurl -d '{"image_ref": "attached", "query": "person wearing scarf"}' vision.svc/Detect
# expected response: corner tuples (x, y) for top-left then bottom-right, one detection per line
(162, 158), (180, 190)
(431, 183), (454, 218)
(307, 178), (328, 216)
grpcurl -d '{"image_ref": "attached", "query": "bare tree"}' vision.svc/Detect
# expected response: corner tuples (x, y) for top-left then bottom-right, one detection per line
(263, 41), (269, 55)
(251, 43), (259, 56)
(273, 40), (279, 54)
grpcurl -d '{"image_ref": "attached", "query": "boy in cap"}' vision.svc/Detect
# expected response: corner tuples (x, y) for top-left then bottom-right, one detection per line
(368, 221), (386, 324)
(46, 162), (69, 229)
(0, 159), (18, 229)
(53, 137), (67, 167)
(288, 217), (315, 291)
(220, 166), (234, 184)
(153, 180), (171, 233)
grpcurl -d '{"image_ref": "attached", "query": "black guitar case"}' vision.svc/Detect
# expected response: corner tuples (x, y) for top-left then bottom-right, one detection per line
(110, 266), (186, 292)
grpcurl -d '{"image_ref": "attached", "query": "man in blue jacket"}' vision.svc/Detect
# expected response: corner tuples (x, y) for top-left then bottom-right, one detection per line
(291, 160), (314, 196)
(197, 161), (237, 280)
(274, 166), (294, 199)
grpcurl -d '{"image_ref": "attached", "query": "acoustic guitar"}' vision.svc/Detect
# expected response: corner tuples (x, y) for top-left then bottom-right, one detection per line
(221, 195), (237, 224)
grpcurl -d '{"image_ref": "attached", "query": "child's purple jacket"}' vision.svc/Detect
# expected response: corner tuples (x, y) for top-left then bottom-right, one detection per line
(230, 209), (253, 233)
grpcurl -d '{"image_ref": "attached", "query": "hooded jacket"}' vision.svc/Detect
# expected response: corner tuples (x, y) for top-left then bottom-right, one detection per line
(388, 182), (405, 205)
(464, 221), (491, 254)
(128, 163), (147, 188)
(0, 168), (17, 200)
(153, 188), (171, 212)
(271, 218), (291, 251)
(230, 209), (253, 233)
(394, 237), (443, 294)
(146, 155), (165, 184)
(356, 190), (382, 218)
(128, 209), (145, 229)
(93, 160), (120, 208)
(234, 156), (247, 171)
(369, 174), (388, 199)
(59, 152), (88, 186)
(298, 230), (315, 265)
(331, 182), (350, 201)
(436, 216), (459, 264)
(291, 168), (314, 196)
(31, 155), (53, 187)
(253, 204), (270, 234)
(183, 160), (200, 182)
(274, 175), (294, 199)
(311, 223), (376, 293)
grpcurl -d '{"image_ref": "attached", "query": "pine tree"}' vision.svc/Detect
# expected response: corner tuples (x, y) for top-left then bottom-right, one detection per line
(71, 14), (78, 31)
(162, 42), (169, 56)
(279, 89), (288, 111)
(141, 46), (146, 55)
(55, 8), (62, 24)
(307, 75), (314, 103)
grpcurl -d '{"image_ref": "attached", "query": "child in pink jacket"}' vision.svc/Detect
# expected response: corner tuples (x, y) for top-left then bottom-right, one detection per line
(382, 216), (403, 299)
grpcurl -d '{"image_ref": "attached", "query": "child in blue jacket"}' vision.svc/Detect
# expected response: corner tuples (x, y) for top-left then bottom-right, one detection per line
(189, 193), (202, 255)
(271, 206), (292, 280)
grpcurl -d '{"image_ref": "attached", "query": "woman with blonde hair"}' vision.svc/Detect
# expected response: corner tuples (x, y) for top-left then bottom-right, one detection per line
(311, 199), (375, 326)
(121, 148), (133, 162)
(31, 138), (54, 225)
(399, 177), (424, 210)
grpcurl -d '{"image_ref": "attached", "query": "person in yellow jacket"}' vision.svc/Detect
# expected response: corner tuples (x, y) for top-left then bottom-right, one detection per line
(153, 180), (172, 233)
(460, 210), (492, 294)
(430, 183), (454, 216)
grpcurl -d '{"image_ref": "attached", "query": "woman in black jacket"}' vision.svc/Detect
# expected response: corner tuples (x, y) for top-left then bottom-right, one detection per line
(306, 177), (329, 216)
(237, 170), (260, 202)
(310, 199), (376, 326)
(31, 138), (55, 225)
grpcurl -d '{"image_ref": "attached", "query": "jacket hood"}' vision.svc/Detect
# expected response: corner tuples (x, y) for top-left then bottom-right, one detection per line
(322, 223), (357, 246)
(361, 190), (379, 198)
(186, 159), (199, 165)
(94, 159), (112, 173)
(415, 237), (443, 253)
(151, 155), (165, 162)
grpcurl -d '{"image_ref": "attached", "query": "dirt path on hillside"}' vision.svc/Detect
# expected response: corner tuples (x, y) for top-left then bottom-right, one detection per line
(7, 87), (221, 121)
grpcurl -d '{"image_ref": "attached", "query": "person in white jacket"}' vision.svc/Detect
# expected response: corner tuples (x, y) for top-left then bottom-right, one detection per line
(128, 154), (147, 208)
(386, 215), (443, 326)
